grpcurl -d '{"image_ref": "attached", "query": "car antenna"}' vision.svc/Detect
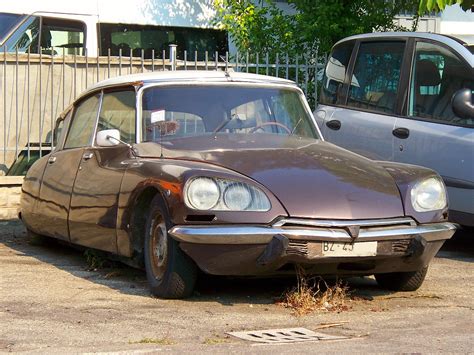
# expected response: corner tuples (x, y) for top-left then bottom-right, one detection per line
(159, 123), (164, 159)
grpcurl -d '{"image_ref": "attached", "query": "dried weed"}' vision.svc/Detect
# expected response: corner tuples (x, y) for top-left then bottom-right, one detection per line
(276, 266), (351, 316)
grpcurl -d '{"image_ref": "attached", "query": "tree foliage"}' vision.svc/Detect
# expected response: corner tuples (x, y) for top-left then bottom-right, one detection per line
(214, 0), (420, 56)
(418, 0), (474, 13)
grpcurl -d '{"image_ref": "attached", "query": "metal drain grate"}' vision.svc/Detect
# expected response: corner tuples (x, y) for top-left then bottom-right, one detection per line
(228, 327), (347, 344)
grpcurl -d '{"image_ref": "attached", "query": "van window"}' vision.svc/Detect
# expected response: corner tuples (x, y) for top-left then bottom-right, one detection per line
(408, 41), (474, 127)
(3, 16), (40, 53)
(41, 17), (85, 55)
(347, 41), (405, 114)
(99, 23), (228, 60)
(0, 12), (23, 43)
(320, 41), (354, 105)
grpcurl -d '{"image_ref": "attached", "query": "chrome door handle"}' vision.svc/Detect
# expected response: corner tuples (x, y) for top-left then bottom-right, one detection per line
(48, 156), (56, 164)
(82, 152), (94, 160)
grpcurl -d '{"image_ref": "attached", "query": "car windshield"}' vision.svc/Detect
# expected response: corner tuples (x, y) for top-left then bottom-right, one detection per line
(0, 13), (23, 44)
(142, 85), (318, 141)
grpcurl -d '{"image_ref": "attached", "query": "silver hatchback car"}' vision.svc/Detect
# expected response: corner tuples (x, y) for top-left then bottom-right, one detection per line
(315, 32), (474, 227)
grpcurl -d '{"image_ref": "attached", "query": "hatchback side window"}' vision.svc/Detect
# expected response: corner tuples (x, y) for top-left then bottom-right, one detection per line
(408, 41), (474, 127)
(320, 40), (355, 105)
(347, 41), (405, 114)
(64, 94), (101, 149)
(97, 90), (136, 144)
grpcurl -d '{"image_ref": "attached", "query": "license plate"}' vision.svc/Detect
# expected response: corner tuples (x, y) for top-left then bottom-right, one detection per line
(322, 241), (377, 257)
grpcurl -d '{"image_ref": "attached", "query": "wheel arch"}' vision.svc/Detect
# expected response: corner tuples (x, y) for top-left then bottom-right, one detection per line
(128, 185), (169, 263)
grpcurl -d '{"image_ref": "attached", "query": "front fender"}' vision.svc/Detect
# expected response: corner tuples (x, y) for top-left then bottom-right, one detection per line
(379, 161), (449, 224)
(116, 157), (287, 256)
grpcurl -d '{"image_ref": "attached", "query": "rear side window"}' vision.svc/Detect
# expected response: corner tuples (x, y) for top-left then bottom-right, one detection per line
(347, 41), (405, 114)
(64, 94), (101, 149)
(99, 23), (228, 60)
(97, 90), (137, 144)
(320, 41), (354, 105)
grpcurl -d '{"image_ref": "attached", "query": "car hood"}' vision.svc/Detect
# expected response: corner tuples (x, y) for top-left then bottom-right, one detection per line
(138, 134), (404, 219)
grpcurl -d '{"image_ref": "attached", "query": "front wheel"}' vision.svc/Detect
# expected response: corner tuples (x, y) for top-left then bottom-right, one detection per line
(143, 195), (197, 299)
(375, 266), (428, 291)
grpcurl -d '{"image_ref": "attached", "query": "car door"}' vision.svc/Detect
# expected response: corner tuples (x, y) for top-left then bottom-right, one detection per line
(68, 88), (136, 252)
(393, 40), (474, 225)
(36, 94), (101, 240)
(317, 39), (407, 161)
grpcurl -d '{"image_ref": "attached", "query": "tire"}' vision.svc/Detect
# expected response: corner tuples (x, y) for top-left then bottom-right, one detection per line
(143, 194), (197, 299)
(375, 266), (428, 292)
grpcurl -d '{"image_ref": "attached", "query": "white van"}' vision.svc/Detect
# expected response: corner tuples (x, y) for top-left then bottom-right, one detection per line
(0, 0), (228, 59)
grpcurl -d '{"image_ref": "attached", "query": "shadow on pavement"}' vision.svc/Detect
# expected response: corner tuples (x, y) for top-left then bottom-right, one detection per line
(436, 228), (474, 262)
(3, 219), (466, 305)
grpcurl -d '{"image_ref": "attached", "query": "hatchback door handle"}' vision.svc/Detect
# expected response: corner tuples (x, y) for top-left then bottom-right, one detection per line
(392, 127), (410, 139)
(48, 156), (56, 164)
(326, 119), (341, 130)
(82, 152), (94, 160)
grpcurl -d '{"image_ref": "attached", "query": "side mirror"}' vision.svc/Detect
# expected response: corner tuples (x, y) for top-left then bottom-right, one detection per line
(96, 129), (120, 147)
(452, 88), (474, 119)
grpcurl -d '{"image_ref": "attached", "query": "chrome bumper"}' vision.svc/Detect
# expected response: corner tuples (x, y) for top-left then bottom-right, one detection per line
(169, 218), (457, 245)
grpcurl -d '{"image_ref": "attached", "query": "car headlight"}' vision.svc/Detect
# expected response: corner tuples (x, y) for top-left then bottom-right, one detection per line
(410, 177), (447, 212)
(184, 177), (271, 211)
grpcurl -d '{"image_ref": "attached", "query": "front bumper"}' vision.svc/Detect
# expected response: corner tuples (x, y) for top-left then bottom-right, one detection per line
(169, 217), (457, 276)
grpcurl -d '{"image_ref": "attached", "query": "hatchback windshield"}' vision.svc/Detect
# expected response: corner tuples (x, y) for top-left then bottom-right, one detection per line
(142, 85), (318, 141)
(0, 13), (22, 44)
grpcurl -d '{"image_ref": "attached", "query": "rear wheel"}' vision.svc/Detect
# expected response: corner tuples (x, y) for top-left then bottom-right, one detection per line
(143, 195), (197, 299)
(375, 266), (428, 291)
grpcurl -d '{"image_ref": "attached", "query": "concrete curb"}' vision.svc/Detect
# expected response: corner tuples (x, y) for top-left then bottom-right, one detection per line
(0, 176), (23, 220)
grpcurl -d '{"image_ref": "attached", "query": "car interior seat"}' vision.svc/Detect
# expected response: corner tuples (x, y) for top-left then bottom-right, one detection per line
(414, 59), (441, 117)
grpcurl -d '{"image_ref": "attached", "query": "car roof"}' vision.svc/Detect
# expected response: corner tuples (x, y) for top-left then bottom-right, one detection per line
(83, 70), (297, 97)
(335, 32), (474, 68)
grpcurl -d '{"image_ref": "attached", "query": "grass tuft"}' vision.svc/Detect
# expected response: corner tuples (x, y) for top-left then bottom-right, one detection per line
(276, 266), (351, 316)
(129, 337), (175, 345)
(83, 249), (112, 270)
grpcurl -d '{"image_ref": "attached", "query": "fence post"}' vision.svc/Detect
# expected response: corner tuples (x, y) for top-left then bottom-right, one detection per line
(169, 44), (177, 71)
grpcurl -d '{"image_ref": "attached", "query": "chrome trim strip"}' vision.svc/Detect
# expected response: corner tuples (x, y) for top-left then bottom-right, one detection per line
(169, 222), (457, 245)
(272, 217), (416, 228)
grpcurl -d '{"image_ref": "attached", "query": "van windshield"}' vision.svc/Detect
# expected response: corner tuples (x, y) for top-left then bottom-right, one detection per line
(142, 85), (318, 141)
(0, 13), (23, 44)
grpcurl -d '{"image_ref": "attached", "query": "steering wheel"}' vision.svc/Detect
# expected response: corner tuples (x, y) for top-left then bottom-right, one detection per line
(249, 122), (292, 134)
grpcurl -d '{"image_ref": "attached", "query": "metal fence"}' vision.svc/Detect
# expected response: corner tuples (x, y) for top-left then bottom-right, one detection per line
(0, 44), (324, 173)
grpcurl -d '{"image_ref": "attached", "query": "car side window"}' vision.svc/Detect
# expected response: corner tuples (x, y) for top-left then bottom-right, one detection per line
(64, 94), (101, 149)
(320, 40), (354, 105)
(347, 41), (405, 114)
(408, 41), (474, 127)
(40, 17), (85, 55)
(97, 90), (136, 144)
(4, 16), (40, 53)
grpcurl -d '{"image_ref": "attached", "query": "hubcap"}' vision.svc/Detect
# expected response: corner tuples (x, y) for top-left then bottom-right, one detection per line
(149, 215), (168, 280)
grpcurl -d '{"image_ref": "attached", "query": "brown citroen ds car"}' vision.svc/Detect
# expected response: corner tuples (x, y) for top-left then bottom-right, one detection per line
(20, 71), (457, 299)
